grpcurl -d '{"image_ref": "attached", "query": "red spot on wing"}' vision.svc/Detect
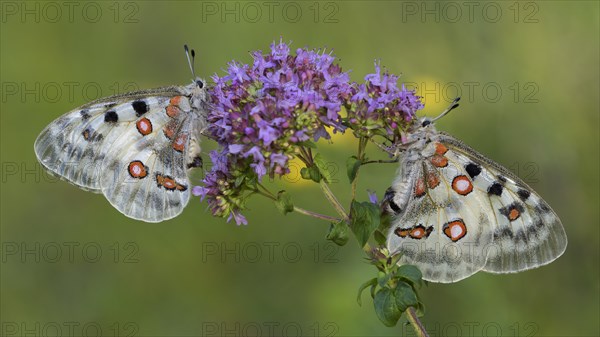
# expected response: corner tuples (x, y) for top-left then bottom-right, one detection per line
(156, 173), (187, 192)
(431, 154), (448, 168)
(443, 220), (467, 242)
(396, 225), (433, 240)
(136, 117), (153, 136)
(163, 122), (176, 139)
(166, 105), (180, 118)
(128, 161), (148, 179)
(452, 175), (473, 196)
(394, 228), (410, 238)
(435, 142), (448, 155)
(508, 208), (520, 221)
(172, 133), (187, 152)
(409, 227), (424, 239)
(170, 96), (182, 105)
(426, 171), (440, 189)
(414, 178), (426, 197)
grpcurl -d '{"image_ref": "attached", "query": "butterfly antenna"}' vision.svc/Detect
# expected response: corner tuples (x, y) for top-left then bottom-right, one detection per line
(431, 97), (460, 123)
(184, 44), (197, 79)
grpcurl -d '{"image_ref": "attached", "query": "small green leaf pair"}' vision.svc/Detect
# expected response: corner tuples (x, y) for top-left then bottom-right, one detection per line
(358, 262), (425, 327)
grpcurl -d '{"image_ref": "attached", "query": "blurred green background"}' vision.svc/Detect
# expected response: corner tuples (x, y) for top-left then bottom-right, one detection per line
(1, 1), (598, 336)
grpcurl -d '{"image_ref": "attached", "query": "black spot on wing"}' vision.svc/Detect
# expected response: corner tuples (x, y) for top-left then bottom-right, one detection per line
(488, 182), (503, 196)
(536, 203), (551, 213)
(389, 200), (401, 213)
(81, 128), (103, 142)
(515, 230), (529, 244)
(517, 189), (531, 201)
(80, 109), (90, 120)
(187, 156), (203, 169)
(465, 163), (481, 179)
(527, 224), (540, 238)
(168, 198), (182, 208)
(497, 175), (507, 183)
(104, 110), (118, 123)
(383, 188), (402, 214)
(493, 226), (514, 240)
(132, 100), (149, 116)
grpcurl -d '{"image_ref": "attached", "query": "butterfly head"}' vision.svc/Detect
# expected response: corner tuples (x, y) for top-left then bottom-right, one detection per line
(194, 77), (204, 89)
(401, 116), (439, 148)
(185, 77), (209, 112)
(393, 98), (461, 156)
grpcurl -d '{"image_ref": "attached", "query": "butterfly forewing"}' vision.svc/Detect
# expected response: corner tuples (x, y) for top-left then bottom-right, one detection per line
(439, 134), (568, 274)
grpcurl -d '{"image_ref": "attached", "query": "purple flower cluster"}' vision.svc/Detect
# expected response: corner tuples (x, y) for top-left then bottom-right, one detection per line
(346, 62), (424, 141)
(194, 40), (353, 224)
(193, 40), (425, 225)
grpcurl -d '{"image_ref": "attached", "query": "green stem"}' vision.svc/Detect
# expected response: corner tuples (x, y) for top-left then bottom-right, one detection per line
(257, 183), (277, 199)
(351, 137), (370, 200)
(255, 189), (277, 201)
(298, 146), (313, 165)
(361, 159), (398, 165)
(293, 206), (341, 222)
(406, 307), (429, 337)
(319, 180), (349, 221)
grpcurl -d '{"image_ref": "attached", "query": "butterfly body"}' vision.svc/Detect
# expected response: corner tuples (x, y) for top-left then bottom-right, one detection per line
(384, 117), (567, 283)
(34, 79), (208, 222)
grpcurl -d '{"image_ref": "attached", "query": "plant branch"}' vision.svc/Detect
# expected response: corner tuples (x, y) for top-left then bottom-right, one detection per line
(361, 159), (398, 165)
(293, 206), (341, 222)
(406, 307), (429, 337)
(351, 137), (368, 199)
(257, 183), (277, 199)
(319, 180), (349, 221)
(254, 189), (277, 201)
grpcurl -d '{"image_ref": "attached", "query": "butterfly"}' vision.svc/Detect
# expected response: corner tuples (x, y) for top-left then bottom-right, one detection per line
(383, 98), (567, 283)
(34, 46), (209, 222)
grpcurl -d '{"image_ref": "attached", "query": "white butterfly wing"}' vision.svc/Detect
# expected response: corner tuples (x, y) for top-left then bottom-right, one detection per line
(386, 131), (567, 283)
(439, 134), (568, 274)
(100, 99), (200, 222)
(34, 86), (205, 222)
(386, 144), (494, 283)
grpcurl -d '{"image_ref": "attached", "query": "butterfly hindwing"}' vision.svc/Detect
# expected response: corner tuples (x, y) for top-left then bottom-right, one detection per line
(387, 140), (494, 282)
(100, 95), (198, 222)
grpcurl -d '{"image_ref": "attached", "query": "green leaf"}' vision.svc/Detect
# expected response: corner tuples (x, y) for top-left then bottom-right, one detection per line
(297, 140), (317, 149)
(377, 271), (392, 288)
(394, 281), (419, 313)
(374, 287), (402, 327)
(356, 277), (377, 306)
(300, 166), (322, 183)
(313, 153), (333, 182)
(373, 230), (387, 246)
(349, 200), (381, 247)
(327, 220), (349, 246)
(397, 265), (423, 288)
(346, 156), (362, 183)
(275, 190), (294, 215)
(234, 175), (245, 188)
